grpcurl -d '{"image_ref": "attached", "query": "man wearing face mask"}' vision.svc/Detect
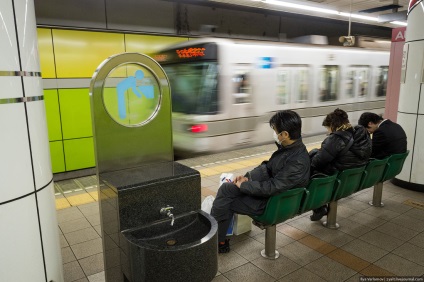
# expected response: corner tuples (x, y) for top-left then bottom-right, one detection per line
(211, 110), (310, 253)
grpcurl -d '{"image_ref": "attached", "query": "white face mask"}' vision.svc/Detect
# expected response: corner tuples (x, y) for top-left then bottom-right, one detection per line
(273, 131), (281, 145)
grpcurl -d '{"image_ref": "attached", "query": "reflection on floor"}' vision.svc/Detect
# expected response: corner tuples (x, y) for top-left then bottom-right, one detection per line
(56, 141), (424, 282)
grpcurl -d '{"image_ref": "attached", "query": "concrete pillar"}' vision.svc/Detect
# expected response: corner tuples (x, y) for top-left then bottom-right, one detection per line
(0, 0), (63, 281)
(395, 0), (424, 191)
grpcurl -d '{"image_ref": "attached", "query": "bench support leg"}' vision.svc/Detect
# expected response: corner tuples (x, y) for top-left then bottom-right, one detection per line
(369, 182), (384, 207)
(260, 225), (279, 260)
(323, 201), (339, 229)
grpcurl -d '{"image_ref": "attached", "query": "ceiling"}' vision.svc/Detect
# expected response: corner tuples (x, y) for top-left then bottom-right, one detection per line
(204, 0), (409, 28)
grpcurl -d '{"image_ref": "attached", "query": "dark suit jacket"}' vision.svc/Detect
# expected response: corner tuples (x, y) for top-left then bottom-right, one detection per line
(371, 119), (407, 159)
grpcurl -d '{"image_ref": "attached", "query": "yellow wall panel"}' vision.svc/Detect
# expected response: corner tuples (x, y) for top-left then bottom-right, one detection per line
(37, 28), (56, 78)
(125, 34), (188, 56)
(53, 30), (125, 78)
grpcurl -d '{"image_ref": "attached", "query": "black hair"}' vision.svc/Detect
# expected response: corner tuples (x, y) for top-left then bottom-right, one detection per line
(322, 108), (350, 132)
(358, 112), (384, 128)
(269, 110), (302, 140)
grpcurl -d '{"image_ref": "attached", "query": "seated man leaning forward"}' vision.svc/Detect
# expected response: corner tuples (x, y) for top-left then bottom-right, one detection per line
(358, 112), (407, 159)
(211, 110), (311, 253)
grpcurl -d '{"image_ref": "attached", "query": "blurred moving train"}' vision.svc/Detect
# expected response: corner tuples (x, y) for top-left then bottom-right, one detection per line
(154, 38), (389, 155)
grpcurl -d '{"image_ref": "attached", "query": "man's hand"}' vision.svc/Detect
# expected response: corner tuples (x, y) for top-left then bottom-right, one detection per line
(234, 177), (248, 188)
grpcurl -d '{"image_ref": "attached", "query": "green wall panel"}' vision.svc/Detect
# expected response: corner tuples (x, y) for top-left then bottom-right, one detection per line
(49, 141), (65, 173)
(63, 138), (95, 171)
(44, 89), (62, 141)
(59, 88), (93, 139)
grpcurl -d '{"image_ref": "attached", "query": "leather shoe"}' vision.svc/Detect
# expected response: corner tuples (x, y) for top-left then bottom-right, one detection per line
(218, 239), (230, 253)
(310, 206), (328, 221)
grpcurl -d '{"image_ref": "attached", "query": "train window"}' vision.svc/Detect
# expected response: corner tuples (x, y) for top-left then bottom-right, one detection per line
(346, 70), (355, 98)
(277, 70), (289, 104)
(163, 62), (218, 115)
(376, 66), (389, 97)
(277, 65), (309, 104)
(233, 69), (251, 104)
(319, 65), (339, 102)
(346, 66), (370, 98)
(295, 69), (309, 103)
(358, 69), (369, 97)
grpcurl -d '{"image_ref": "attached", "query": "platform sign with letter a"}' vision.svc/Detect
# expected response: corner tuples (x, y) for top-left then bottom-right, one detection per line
(392, 27), (406, 42)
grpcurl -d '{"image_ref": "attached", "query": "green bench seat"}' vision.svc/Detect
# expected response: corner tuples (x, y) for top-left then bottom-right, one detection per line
(249, 151), (409, 259)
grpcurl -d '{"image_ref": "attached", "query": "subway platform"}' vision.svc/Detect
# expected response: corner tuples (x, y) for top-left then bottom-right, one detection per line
(54, 137), (424, 282)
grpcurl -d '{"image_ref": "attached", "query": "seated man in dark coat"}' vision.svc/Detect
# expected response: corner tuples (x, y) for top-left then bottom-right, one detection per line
(211, 110), (310, 253)
(309, 108), (372, 221)
(358, 112), (407, 159)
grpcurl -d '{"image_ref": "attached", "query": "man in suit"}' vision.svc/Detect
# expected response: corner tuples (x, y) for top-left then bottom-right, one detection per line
(358, 112), (407, 159)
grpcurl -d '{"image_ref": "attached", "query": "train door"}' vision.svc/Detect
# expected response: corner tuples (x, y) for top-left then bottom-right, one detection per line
(375, 66), (389, 98)
(345, 65), (370, 122)
(230, 65), (255, 147)
(346, 65), (370, 101)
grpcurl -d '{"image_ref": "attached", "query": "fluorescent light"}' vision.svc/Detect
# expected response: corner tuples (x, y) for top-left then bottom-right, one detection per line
(265, 0), (339, 15)
(339, 12), (379, 22)
(390, 21), (408, 26)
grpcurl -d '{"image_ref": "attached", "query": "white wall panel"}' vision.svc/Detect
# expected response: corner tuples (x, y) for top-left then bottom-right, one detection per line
(38, 183), (64, 282)
(395, 112), (416, 181)
(420, 84), (424, 115)
(27, 100), (52, 189)
(0, 77), (23, 99)
(398, 43), (423, 114)
(0, 103), (34, 203)
(0, 0), (19, 71)
(0, 195), (45, 282)
(410, 115), (424, 184)
(406, 5), (424, 42)
(23, 76), (43, 97)
(14, 0), (40, 72)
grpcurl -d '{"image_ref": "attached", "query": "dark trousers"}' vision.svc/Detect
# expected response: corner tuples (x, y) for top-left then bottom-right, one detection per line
(211, 182), (266, 242)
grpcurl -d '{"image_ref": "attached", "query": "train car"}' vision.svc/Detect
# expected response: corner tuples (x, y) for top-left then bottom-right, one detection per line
(154, 38), (389, 155)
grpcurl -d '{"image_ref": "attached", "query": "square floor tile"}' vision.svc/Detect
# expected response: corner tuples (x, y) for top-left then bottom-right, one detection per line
(61, 246), (77, 264)
(337, 218), (373, 238)
(278, 241), (323, 266)
(374, 253), (423, 276)
(390, 214), (424, 232)
(59, 218), (92, 234)
(347, 212), (387, 229)
(79, 253), (104, 276)
(77, 202), (100, 217)
(359, 230), (404, 252)
(232, 238), (265, 262)
(340, 239), (388, 263)
(217, 249), (248, 273)
(251, 254), (301, 279)
(64, 227), (100, 246)
(376, 221), (419, 241)
(393, 242), (424, 266)
(223, 263), (275, 282)
(63, 260), (86, 282)
(87, 271), (105, 282)
(381, 199), (413, 214)
(304, 256), (357, 281)
(277, 268), (326, 282)
(70, 238), (103, 260)
(410, 232), (424, 248)
(309, 227), (355, 247)
(57, 207), (85, 223)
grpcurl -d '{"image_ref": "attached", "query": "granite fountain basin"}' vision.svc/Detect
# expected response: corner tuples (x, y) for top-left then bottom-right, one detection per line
(121, 210), (218, 282)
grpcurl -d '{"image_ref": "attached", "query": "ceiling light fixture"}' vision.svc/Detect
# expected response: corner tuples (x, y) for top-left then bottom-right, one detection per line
(255, 0), (407, 26)
(390, 21), (408, 26)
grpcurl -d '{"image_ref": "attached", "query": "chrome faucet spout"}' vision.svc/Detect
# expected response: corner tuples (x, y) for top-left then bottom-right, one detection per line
(160, 206), (175, 226)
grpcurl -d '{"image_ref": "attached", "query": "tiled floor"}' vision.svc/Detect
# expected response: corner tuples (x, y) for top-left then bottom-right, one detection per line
(55, 139), (424, 282)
